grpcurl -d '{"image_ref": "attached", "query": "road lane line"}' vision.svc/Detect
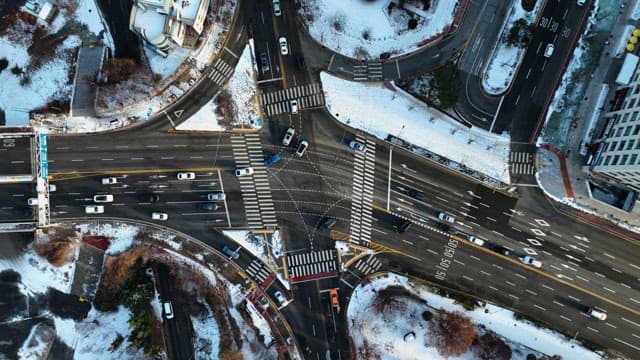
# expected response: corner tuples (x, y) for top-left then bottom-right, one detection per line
(559, 315), (572, 322)
(453, 259), (465, 266)
(462, 275), (473, 281)
(533, 304), (546, 311)
(427, 249), (438, 256)
(492, 264), (503, 270)
(514, 273), (526, 280)
(612, 267), (622, 273)
(576, 275), (590, 282)
(542, 284), (555, 291)
(480, 271), (491, 277)
(505, 281), (516, 287)
(587, 327), (598, 333)
(71, 159), (84, 162)
(402, 239), (414, 245)
(603, 252), (616, 259)
(630, 298), (640, 305)
(606, 323), (617, 329)
(489, 286), (498, 291)
(101, 158), (114, 161)
(525, 289), (537, 296)
(602, 287), (616, 294)
(621, 283), (631, 289)
(568, 295), (581, 302)
(622, 318), (640, 328)
(470, 255), (480, 261)
(508, 294), (519, 300)
(594, 272), (606, 278)
(553, 301), (564, 307)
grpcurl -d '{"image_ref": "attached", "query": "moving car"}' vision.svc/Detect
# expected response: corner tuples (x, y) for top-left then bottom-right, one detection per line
(222, 245), (239, 259)
(260, 52), (270, 74)
(279, 37), (288, 55)
(282, 128), (295, 146)
(329, 288), (339, 308)
(48, 184), (57, 192)
(295, 140), (309, 157)
(93, 194), (114, 203)
(290, 99), (298, 114)
(438, 212), (455, 223)
(274, 291), (287, 306)
(198, 203), (218, 211)
(139, 193), (160, 202)
(394, 219), (412, 233)
(235, 167), (254, 177)
(27, 198), (38, 206)
(577, 0), (585, 6)
(466, 235), (485, 246)
(264, 153), (281, 166)
(320, 218), (337, 230)
(101, 177), (117, 185)
(296, 54), (305, 70)
(587, 307), (607, 320)
(207, 192), (226, 201)
(349, 140), (366, 152)
(544, 43), (554, 58)
(85, 205), (104, 214)
(407, 188), (425, 200)
(519, 256), (542, 268)
(272, 0), (281, 16)
(151, 212), (168, 221)
(163, 301), (174, 319)
(177, 172), (196, 180)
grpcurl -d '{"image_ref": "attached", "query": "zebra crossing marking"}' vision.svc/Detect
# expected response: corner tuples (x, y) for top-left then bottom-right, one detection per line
(260, 83), (326, 116)
(509, 151), (535, 175)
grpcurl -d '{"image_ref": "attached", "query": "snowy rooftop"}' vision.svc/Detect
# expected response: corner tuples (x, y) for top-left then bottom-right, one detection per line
(175, 0), (203, 21)
(133, 7), (167, 40)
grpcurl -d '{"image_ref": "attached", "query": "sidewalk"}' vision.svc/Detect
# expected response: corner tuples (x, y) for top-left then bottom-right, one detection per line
(536, 2), (640, 235)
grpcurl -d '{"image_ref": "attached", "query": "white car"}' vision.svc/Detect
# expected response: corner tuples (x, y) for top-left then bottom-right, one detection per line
(85, 205), (104, 214)
(273, 0), (281, 16)
(279, 37), (289, 55)
(290, 99), (298, 114)
(177, 172), (196, 180)
(466, 236), (485, 246)
(438, 212), (455, 223)
(27, 198), (38, 206)
(235, 167), (254, 177)
(93, 194), (114, 203)
(295, 140), (309, 157)
(152, 212), (168, 221)
(101, 177), (118, 185)
(519, 256), (542, 268)
(577, 0), (585, 6)
(587, 307), (607, 321)
(544, 43), (554, 58)
(208, 192), (226, 201)
(349, 140), (366, 152)
(49, 184), (57, 192)
(274, 291), (287, 306)
(282, 127), (295, 146)
(163, 301), (174, 319)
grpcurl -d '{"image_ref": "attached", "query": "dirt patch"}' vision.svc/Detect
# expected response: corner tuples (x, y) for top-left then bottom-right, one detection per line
(33, 235), (78, 268)
(94, 246), (151, 309)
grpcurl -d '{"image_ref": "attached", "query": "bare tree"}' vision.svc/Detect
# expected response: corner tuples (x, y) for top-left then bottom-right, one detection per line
(474, 331), (512, 360)
(428, 309), (476, 357)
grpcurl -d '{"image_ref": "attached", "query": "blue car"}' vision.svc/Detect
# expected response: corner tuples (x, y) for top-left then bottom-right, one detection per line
(264, 153), (281, 166)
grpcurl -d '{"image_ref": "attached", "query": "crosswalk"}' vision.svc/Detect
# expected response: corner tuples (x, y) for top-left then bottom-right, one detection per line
(349, 136), (376, 245)
(230, 133), (277, 228)
(260, 83), (325, 116)
(510, 151), (535, 175)
(353, 255), (382, 276)
(353, 61), (383, 81)
(245, 260), (274, 289)
(287, 250), (338, 283)
(207, 58), (235, 85)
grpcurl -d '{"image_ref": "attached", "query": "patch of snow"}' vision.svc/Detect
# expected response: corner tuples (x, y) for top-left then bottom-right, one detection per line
(191, 300), (220, 360)
(482, 0), (545, 94)
(175, 97), (226, 131)
(321, 72), (510, 183)
(145, 46), (191, 79)
(163, 248), (218, 287)
(76, 223), (139, 255)
(74, 0), (114, 51)
(245, 301), (274, 346)
(300, 0), (457, 59)
(334, 241), (351, 256)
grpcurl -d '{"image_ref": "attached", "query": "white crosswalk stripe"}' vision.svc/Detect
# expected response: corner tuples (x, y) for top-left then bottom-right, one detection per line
(286, 250), (337, 282)
(509, 151), (535, 175)
(208, 58), (235, 85)
(353, 255), (382, 275)
(260, 83), (326, 116)
(230, 133), (277, 228)
(353, 61), (384, 81)
(349, 136), (376, 245)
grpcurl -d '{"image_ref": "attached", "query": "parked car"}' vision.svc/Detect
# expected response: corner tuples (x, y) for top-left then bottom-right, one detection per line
(101, 177), (117, 185)
(394, 219), (412, 233)
(274, 291), (287, 306)
(438, 212), (455, 223)
(320, 218), (337, 230)
(139, 193), (160, 202)
(235, 167), (254, 177)
(163, 301), (174, 319)
(279, 37), (288, 55)
(295, 140), (309, 157)
(85, 205), (104, 214)
(544, 43), (554, 58)
(177, 172), (196, 180)
(349, 140), (366, 152)
(519, 256), (542, 268)
(222, 245), (239, 259)
(260, 52), (270, 73)
(198, 203), (218, 211)
(272, 0), (281, 16)
(93, 194), (114, 203)
(290, 99), (298, 114)
(207, 192), (226, 201)
(587, 307), (607, 320)
(466, 235), (485, 246)
(264, 153), (281, 166)
(151, 212), (168, 221)
(282, 127), (295, 146)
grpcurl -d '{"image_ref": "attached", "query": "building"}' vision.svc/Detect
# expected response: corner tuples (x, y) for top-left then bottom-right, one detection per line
(590, 59), (640, 195)
(129, 0), (210, 54)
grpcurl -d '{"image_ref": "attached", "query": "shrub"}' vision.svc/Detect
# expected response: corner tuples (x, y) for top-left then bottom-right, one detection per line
(11, 65), (22, 75)
(429, 309), (476, 357)
(0, 58), (8, 73)
(422, 310), (433, 321)
(474, 331), (512, 360)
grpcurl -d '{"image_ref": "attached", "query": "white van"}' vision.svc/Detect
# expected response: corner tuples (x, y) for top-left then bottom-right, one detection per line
(163, 301), (174, 319)
(587, 307), (607, 320)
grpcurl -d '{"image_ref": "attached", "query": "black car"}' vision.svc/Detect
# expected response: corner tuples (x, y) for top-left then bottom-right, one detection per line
(296, 54), (305, 70)
(393, 219), (412, 233)
(260, 52), (269, 73)
(198, 203), (218, 210)
(489, 244), (511, 256)
(408, 188), (425, 200)
(139, 194), (160, 202)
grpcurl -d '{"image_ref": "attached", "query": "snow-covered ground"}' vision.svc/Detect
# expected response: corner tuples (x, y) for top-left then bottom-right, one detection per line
(176, 41), (259, 131)
(321, 72), (510, 183)
(482, 0), (544, 95)
(348, 273), (602, 360)
(299, 0), (457, 59)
